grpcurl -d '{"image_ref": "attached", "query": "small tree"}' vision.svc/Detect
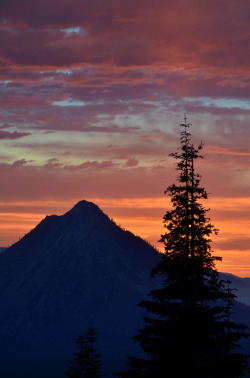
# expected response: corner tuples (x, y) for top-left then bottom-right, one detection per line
(65, 325), (103, 378)
(118, 118), (249, 377)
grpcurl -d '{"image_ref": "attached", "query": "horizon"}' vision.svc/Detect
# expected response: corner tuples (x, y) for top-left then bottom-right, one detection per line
(2, 197), (250, 279)
(1, 0), (250, 278)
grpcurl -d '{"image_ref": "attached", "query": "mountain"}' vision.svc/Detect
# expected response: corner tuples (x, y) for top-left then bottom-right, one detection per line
(0, 247), (6, 254)
(0, 200), (250, 377)
(0, 200), (161, 377)
(221, 273), (250, 307)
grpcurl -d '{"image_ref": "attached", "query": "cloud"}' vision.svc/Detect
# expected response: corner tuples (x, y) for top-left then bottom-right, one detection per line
(1, 0), (250, 277)
(214, 237), (250, 251)
(11, 159), (30, 167)
(103, 144), (121, 151)
(0, 160), (169, 203)
(0, 0), (250, 73)
(43, 158), (62, 169)
(65, 160), (117, 172)
(7, 157), (119, 173)
(0, 130), (30, 140)
(124, 158), (139, 167)
(140, 134), (165, 140)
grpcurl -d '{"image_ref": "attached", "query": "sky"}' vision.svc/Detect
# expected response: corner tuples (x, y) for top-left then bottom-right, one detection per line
(1, 0), (250, 277)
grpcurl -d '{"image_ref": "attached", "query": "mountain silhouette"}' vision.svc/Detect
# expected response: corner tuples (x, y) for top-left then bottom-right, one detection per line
(0, 200), (161, 377)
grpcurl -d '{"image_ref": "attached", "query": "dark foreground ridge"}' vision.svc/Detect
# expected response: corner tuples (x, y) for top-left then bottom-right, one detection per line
(0, 200), (161, 377)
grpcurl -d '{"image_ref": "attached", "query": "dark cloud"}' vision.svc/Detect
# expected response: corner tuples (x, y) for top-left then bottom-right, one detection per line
(0, 0), (250, 71)
(0, 130), (30, 139)
(65, 160), (117, 172)
(11, 159), (31, 167)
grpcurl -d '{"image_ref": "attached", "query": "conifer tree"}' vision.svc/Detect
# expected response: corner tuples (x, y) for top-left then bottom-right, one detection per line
(65, 325), (103, 377)
(118, 118), (249, 377)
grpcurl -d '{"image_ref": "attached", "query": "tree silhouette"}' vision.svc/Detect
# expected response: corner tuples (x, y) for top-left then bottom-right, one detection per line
(118, 118), (249, 377)
(65, 325), (103, 377)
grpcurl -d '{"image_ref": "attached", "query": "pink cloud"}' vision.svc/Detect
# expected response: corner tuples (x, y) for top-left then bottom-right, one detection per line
(103, 145), (121, 151)
(124, 158), (139, 167)
(0, 162), (169, 202)
(65, 160), (117, 172)
(43, 158), (62, 169)
(0, 0), (249, 74)
(140, 134), (165, 140)
(1, 0), (250, 277)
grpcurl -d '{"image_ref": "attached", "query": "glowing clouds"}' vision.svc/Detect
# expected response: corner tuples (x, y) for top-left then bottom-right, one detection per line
(0, 0), (250, 276)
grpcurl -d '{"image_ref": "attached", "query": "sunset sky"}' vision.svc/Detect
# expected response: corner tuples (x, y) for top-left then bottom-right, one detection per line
(1, 0), (250, 276)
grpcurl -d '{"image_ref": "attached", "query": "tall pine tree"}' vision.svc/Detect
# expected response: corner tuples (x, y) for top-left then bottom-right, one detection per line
(118, 118), (249, 377)
(65, 325), (103, 378)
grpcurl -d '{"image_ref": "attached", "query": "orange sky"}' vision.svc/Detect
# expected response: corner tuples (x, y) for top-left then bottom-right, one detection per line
(1, 0), (250, 277)
(1, 195), (250, 277)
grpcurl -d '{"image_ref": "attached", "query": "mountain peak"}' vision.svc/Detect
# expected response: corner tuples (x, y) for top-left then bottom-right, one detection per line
(67, 200), (104, 214)
(72, 199), (98, 210)
(65, 199), (109, 225)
